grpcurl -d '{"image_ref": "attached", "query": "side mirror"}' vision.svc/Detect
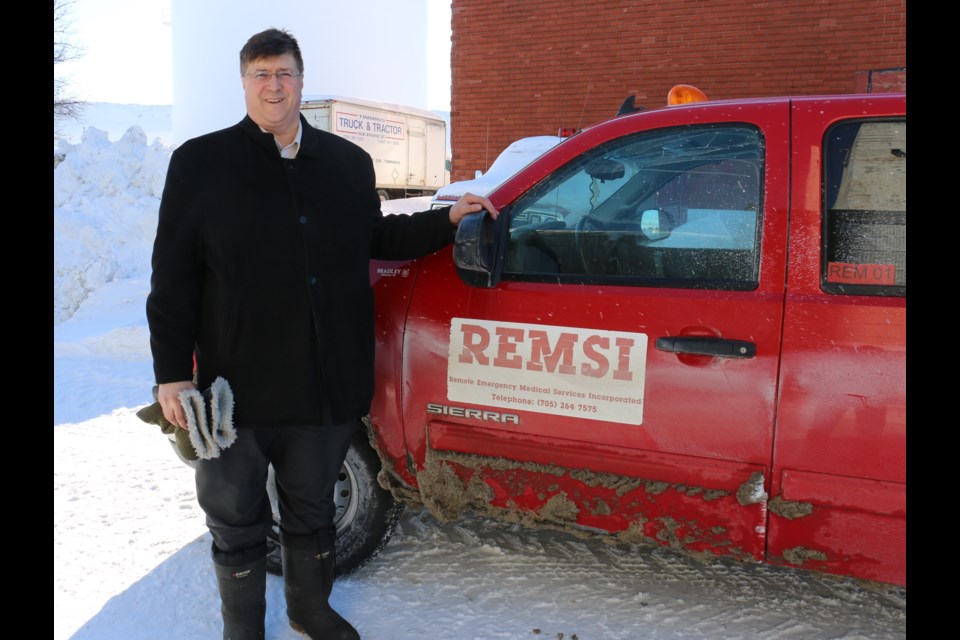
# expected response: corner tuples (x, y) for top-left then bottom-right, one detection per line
(640, 208), (673, 241)
(453, 210), (506, 287)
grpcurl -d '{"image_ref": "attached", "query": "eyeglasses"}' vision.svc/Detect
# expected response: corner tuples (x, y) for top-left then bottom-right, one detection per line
(243, 71), (303, 83)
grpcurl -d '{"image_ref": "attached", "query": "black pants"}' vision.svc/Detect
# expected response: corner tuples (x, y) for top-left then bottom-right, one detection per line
(195, 421), (359, 564)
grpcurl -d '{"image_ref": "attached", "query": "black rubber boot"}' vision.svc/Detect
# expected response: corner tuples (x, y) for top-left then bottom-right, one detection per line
(281, 529), (360, 640)
(213, 553), (266, 640)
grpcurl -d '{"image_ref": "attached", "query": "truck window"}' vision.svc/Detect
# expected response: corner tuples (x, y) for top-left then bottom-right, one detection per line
(822, 119), (906, 296)
(502, 124), (763, 290)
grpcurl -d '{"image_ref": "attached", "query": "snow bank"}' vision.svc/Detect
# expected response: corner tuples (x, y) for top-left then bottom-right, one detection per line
(53, 126), (174, 325)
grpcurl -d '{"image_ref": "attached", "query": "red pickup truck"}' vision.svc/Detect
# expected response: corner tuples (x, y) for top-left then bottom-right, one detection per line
(243, 88), (906, 587)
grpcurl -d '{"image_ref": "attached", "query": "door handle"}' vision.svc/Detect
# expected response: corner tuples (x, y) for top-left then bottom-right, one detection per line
(655, 336), (756, 359)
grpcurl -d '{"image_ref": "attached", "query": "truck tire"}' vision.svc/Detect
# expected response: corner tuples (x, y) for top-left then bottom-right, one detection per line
(263, 428), (404, 577)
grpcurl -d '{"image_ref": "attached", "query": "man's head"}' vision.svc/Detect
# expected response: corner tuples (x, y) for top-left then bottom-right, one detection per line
(239, 28), (304, 145)
(239, 28), (304, 75)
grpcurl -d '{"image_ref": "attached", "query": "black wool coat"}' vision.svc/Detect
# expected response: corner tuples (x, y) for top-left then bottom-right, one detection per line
(147, 115), (456, 428)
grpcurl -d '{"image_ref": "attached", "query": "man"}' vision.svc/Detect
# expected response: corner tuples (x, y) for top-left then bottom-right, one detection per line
(147, 27), (497, 640)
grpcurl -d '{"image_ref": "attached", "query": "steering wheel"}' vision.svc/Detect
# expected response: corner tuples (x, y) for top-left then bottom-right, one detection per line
(574, 215), (610, 274)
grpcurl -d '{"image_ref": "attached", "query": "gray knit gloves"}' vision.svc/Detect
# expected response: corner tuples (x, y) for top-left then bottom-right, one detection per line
(135, 376), (237, 461)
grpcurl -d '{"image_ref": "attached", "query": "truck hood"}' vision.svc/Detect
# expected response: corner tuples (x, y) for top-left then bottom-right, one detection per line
(430, 135), (564, 205)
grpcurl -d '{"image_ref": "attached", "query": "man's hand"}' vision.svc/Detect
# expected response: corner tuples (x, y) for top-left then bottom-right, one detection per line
(448, 192), (499, 227)
(158, 381), (197, 430)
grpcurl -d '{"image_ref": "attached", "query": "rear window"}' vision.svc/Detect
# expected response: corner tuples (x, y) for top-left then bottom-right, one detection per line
(822, 120), (906, 297)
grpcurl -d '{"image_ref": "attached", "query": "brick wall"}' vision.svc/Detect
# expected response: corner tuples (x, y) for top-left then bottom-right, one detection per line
(449, 0), (906, 182)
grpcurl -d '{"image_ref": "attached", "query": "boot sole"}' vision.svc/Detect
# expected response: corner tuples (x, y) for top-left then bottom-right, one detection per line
(289, 617), (360, 640)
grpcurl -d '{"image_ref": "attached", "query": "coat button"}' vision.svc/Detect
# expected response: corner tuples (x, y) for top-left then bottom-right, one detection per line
(308, 276), (317, 285)
(299, 215), (308, 224)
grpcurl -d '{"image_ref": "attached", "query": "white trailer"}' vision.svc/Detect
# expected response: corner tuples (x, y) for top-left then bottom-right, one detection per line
(300, 96), (448, 201)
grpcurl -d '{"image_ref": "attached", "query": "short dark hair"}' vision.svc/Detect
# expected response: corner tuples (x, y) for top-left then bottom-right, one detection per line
(239, 28), (304, 74)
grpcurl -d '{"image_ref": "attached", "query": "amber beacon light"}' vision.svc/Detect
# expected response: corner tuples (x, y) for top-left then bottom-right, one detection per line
(667, 84), (709, 105)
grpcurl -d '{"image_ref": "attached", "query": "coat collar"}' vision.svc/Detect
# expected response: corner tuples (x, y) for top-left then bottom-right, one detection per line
(238, 114), (325, 160)
(293, 114), (325, 159)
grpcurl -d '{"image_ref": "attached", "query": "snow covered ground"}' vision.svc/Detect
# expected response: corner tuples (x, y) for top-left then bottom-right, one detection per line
(53, 108), (907, 640)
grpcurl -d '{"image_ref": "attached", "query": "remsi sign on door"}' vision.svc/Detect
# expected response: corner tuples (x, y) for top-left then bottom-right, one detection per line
(447, 318), (648, 424)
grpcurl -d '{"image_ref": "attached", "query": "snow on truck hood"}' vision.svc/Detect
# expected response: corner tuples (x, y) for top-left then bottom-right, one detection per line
(430, 135), (564, 207)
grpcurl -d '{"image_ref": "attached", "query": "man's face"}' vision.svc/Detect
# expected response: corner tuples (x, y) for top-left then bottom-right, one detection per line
(241, 53), (303, 137)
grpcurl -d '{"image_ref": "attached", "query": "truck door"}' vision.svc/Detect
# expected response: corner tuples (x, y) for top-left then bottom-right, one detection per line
(400, 101), (791, 562)
(768, 96), (906, 585)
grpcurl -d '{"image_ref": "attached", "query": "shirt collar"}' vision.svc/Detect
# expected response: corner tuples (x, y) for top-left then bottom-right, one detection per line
(260, 120), (302, 159)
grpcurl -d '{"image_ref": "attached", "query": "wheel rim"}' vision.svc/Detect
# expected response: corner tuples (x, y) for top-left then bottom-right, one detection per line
(333, 461), (360, 536)
(268, 459), (359, 536)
